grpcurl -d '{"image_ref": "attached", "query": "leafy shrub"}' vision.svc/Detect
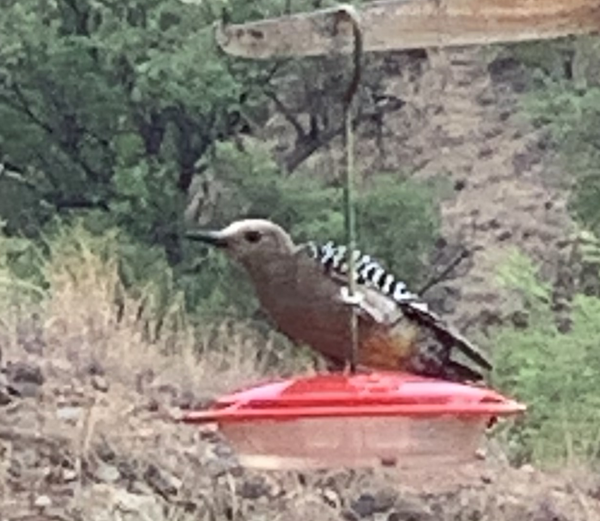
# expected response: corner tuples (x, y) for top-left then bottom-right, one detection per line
(504, 37), (600, 236)
(492, 249), (600, 466)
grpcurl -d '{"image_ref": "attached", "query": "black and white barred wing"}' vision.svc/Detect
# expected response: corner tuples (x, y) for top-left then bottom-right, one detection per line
(306, 240), (424, 304)
(303, 240), (492, 371)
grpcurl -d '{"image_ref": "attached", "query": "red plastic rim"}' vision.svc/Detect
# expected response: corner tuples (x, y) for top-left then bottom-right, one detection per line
(182, 372), (526, 424)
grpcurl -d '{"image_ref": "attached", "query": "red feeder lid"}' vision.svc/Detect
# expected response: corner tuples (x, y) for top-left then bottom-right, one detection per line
(182, 372), (525, 424)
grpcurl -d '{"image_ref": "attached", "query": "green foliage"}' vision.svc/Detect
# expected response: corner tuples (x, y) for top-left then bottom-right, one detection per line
(0, 0), (270, 242)
(1, 0), (436, 321)
(506, 36), (600, 234)
(505, 40), (575, 81)
(357, 175), (440, 283)
(0, 223), (44, 308)
(0, 0), (441, 386)
(493, 250), (600, 466)
(495, 248), (552, 311)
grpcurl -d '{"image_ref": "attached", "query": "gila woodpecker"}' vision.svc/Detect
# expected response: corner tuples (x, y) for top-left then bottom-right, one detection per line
(186, 219), (492, 383)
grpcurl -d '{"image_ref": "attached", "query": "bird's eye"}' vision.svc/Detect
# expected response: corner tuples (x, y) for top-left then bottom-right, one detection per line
(244, 231), (262, 243)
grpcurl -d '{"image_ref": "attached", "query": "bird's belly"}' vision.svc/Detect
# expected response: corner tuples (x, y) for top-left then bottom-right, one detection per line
(359, 329), (419, 370)
(266, 300), (352, 360)
(263, 293), (419, 371)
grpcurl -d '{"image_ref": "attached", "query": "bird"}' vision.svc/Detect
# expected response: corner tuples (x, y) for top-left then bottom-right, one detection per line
(186, 218), (492, 383)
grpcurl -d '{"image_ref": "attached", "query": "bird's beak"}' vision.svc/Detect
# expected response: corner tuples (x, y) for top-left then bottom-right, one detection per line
(185, 229), (228, 248)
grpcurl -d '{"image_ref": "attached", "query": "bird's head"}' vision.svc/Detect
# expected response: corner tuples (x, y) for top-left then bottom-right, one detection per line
(185, 219), (296, 269)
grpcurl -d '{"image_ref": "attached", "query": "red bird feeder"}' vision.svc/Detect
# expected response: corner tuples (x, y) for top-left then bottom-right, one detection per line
(182, 372), (525, 470)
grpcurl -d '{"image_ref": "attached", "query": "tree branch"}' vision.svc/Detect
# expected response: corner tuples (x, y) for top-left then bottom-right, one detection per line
(0, 89), (54, 135)
(52, 197), (110, 212)
(283, 110), (377, 173)
(6, 84), (104, 183)
(280, 92), (406, 173)
(265, 90), (307, 141)
(0, 163), (36, 189)
(417, 247), (471, 296)
(0, 163), (109, 212)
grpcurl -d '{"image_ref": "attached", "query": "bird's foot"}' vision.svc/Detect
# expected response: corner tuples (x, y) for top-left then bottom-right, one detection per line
(342, 361), (353, 376)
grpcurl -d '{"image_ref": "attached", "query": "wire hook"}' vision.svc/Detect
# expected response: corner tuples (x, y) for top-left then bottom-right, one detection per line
(332, 5), (363, 109)
(333, 5), (363, 373)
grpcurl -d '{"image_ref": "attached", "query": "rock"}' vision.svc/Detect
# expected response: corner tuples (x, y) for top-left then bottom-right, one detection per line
(95, 463), (121, 483)
(238, 475), (271, 500)
(496, 230), (512, 242)
(86, 359), (105, 376)
(80, 484), (164, 521)
(476, 88), (496, 106)
(34, 495), (52, 508)
(155, 384), (178, 401)
(201, 457), (237, 479)
(145, 398), (160, 412)
(388, 497), (434, 521)
(173, 389), (197, 410)
(56, 406), (83, 423)
(520, 464), (536, 475)
(5, 360), (44, 385)
(91, 375), (109, 393)
(480, 473), (494, 484)
(372, 489), (397, 512)
(454, 179), (467, 191)
(351, 493), (377, 518)
(144, 464), (181, 498)
(0, 386), (12, 406)
(95, 439), (117, 463)
(510, 310), (529, 329)
(342, 509), (360, 521)
(350, 489), (398, 518)
(5, 361), (44, 397)
(16, 313), (46, 355)
(129, 480), (155, 496)
(9, 381), (40, 398)
(62, 468), (78, 482)
(135, 369), (156, 394)
(117, 459), (139, 483)
(321, 488), (342, 509)
(532, 498), (569, 521)
(478, 146), (494, 159)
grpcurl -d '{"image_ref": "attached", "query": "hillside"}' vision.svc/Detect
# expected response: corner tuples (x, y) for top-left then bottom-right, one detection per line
(264, 46), (576, 332)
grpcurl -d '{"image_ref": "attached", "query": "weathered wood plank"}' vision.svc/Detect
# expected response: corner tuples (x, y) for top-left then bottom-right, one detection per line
(215, 0), (600, 58)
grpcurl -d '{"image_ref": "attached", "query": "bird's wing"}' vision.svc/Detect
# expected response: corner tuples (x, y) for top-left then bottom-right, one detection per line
(300, 240), (492, 371)
(296, 243), (394, 324)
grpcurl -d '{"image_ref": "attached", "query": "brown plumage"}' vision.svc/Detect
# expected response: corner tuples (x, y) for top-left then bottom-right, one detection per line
(186, 219), (492, 383)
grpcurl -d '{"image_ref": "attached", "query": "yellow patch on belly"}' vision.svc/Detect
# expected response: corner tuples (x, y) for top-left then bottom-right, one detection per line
(359, 325), (420, 371)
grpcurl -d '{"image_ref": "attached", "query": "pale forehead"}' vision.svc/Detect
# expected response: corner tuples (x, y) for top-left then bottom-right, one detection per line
(222, 219), (280, 235)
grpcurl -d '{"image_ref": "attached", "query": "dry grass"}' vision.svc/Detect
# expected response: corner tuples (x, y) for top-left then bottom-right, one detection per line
(1, 228), (600, 521)
(3, 227), (314, 397)
(0, 227), (316, 518)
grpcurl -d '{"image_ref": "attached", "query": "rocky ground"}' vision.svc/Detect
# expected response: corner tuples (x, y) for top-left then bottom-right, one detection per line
(0, 323), (599, 521)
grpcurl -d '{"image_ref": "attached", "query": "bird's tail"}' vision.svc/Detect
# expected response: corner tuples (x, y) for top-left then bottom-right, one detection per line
(444, 359), (487, 384)
(399, 302), (493, 384)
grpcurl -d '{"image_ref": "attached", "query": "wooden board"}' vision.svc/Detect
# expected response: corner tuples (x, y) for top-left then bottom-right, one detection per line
(215, 0), (600, 58)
